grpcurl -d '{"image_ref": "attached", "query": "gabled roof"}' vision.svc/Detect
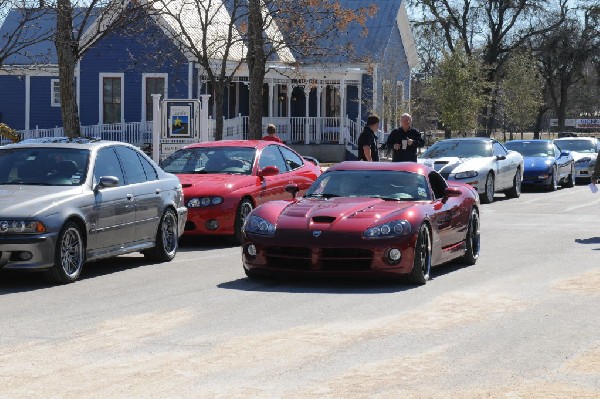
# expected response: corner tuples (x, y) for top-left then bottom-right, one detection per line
(0, 8), (56, 65)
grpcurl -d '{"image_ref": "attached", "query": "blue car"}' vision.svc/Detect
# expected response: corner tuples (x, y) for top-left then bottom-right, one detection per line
(504, 140), (575, 191)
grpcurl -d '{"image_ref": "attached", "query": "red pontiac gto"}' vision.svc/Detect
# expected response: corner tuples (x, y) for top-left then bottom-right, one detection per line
(160, 140), (321, 242)
(241, 161), (481, 284)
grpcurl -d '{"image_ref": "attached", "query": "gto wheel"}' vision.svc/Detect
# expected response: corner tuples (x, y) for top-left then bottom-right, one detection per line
(233, 198), (254, 244)
(47, 221), (84, 284)
(144, 208), (178, 262)
(506, 168), (521, 198)
(480, 172), (494, 204)
(407, 224), (432, 285)
(462, 208), (480, 265)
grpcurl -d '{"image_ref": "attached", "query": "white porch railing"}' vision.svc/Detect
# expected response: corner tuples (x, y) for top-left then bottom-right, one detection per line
(15, 117), (364, 148)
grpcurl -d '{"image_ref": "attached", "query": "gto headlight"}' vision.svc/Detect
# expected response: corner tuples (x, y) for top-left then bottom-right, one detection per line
(0, 220), (46, 234)
(244, 215), (276, 236)
(187, 196), (224, 208)
(364, 220), (411, 239)
(454, 170), (478, 179)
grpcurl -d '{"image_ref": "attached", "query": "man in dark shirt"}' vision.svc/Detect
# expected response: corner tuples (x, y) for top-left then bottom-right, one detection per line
(385, 113), (425, 162)
(357, 115), (380, 161)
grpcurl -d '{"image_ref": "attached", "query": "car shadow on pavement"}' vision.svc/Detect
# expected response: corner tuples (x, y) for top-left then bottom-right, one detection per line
(178, 235), (239, 251)
(574, 237), (600, 250)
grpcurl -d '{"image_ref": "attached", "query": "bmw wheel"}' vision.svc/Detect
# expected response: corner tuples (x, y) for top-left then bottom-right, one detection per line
(407, 224), (432, 285)
(143, 208), (178, 262)
(47, 221), (84, 284)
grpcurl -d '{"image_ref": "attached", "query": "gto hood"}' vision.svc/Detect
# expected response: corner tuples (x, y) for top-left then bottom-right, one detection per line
(177, 174), (256, 194)
(0, 185), (84, 217)
(275, 197), (415, 230)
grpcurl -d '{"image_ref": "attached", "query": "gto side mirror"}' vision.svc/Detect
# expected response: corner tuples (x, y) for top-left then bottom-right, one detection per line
(258, 165), (279, 180)
(285, 184), (300, 198)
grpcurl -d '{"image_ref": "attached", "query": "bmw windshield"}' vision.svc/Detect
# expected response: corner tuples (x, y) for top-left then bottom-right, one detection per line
(0, 147), (89, 186)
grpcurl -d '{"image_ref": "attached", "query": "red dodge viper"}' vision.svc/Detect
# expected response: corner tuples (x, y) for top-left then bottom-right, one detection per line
(241, 161), (481, 284)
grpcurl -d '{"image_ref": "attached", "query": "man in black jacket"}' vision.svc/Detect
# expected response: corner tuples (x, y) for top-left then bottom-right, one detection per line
(357, 115), (380, 161)
(385, 113), (425, 162)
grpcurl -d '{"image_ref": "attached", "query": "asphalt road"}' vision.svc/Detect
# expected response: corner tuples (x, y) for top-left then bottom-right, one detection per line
(1, 184), (599, 398)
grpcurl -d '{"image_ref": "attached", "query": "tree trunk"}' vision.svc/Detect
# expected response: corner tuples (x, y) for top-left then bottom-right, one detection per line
(55, 0), (81, 137)
(213, 82), (225, 140)
(444, 127), (452, 139)
(533, 107), (548, 140)
(247, 0), (266, 140)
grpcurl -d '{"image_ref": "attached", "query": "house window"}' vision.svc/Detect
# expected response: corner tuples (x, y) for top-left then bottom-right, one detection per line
(145, 77), (165, 121)
(103, 76), (122, 124)
(51, 79), (60, 107)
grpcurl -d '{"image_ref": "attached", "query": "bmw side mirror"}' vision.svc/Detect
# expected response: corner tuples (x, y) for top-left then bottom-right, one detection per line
(94, 175), (119, 191)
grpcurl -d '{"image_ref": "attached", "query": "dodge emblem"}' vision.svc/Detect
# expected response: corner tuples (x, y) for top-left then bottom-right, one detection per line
(313, 230), (322, 237)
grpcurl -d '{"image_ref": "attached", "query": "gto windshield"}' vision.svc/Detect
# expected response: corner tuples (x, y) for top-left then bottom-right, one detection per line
(0, 147), (89, 186)
(421, 141), (492, 159)
(305, 170), (431, 201)
(161, 146), (255, 175)
(504, 142), (554, 157)
(554, 139), (597, 153)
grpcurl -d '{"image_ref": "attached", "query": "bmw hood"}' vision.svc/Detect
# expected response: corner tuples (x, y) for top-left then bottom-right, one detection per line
(0, 185), (84, 217)
(275, 197), (415, 231)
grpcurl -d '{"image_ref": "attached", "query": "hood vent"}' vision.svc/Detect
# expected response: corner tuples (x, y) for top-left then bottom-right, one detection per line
(312, 216), (336, 223)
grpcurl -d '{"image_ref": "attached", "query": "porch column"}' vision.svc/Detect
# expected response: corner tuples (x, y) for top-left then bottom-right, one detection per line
(339, 80), (346, 144)
(151, 93), (161, 163)
(268, 81), (275, 118)
(316, 85), (322, 144)
(25, 75), (30, 131)
(304, 86), (310, 144)
(357, 84), (362, 123)
(200, 94), (211, 142)
(286, 84), (292, 142)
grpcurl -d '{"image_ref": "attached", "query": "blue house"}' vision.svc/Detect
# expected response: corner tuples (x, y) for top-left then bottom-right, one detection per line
(0, 1), (418, 160)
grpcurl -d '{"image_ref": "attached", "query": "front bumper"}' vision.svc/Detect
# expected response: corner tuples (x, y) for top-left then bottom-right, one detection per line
(183, 205), (236, 236)
(574, 164), (594, 180)
(0, 232), (59, 270)
(242, 230), (418, 277)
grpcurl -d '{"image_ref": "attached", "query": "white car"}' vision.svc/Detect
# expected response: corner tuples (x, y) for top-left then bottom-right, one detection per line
(418, 138), (524, 203)
(553, 137), (600, 183)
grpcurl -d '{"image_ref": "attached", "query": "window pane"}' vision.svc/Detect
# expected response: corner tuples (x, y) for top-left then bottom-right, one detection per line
(146, 77), (165, 121)
(103, 77), (121, 124)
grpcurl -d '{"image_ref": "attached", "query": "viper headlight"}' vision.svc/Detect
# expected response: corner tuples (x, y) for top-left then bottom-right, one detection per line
(0, 220), (46, 234)
(244, 215), (276, 236)
(454, 170), (478, 179)
(187, 196), (224, 208)
(364, 220), (411, 239)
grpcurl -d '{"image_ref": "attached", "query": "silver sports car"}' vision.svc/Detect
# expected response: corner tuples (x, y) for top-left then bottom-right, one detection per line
(418, 138), (524, 203)
(0, 138), (187, 283)
(553, 137), (600, 183)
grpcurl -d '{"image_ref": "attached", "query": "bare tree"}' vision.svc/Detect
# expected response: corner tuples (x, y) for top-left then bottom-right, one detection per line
(153, 0), (247, 140)
(1, 1), (53, 67)
(244, 0), (377, 139)
(407, 0), (567, 135)
(52, 0), (151, 136)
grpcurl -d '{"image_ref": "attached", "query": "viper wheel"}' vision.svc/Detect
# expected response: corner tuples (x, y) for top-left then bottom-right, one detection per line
(407, 224), (432, 285)
(461, 208), (480, 265)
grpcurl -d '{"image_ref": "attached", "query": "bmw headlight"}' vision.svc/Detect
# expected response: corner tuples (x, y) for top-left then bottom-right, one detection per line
(244, 215), (276, 236)
(0, 220), (46, 234)
(454, 170), (478, 179)
(187, 196), (224, 208)
(364, 220), (411, 239)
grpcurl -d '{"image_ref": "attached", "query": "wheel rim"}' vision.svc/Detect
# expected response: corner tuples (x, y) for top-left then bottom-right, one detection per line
(470, 211), (480, 259)
(60, 228), (83, 277)
(419, 227), (432, 278)
(162, 212), (178, 255)
(240, 201), (253, 227)
(486, 174), (494, 201)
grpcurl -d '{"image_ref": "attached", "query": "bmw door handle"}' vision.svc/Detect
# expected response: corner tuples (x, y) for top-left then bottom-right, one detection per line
(155, 189), (161, 195)
(126, 194), (134, 201)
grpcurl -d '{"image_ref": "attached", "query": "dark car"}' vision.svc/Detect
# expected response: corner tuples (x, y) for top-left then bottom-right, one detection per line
(504, 140), (575, 190)
(241, 161), (480, 285)
(0, 139), (187, 283)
